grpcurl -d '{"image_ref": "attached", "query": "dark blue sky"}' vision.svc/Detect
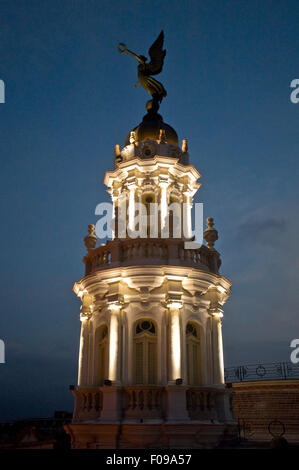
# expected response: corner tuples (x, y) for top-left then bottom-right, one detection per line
(0, 0), (298, 421)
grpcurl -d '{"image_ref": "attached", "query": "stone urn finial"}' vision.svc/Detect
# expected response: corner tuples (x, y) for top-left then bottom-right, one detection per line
(114, 144), (120, 157)
(114, 144), (122, 164)
(182, 139), (188, 152)
(129, 131), (136, 144)
(204, 217), (218, 249)
(84, 224), (97, 252)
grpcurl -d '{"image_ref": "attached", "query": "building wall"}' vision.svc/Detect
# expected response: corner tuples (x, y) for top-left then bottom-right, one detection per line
(231, 379), (299, 444)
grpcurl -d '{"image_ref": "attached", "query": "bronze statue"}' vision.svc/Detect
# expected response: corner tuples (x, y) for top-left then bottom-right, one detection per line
(118, 31), (167, 112)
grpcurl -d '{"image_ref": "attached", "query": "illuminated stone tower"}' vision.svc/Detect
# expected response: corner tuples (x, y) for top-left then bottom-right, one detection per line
(65, 110), (236, 449)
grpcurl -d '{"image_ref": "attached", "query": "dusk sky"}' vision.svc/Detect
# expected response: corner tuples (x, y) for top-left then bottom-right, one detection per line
(0, 0), (298, 421)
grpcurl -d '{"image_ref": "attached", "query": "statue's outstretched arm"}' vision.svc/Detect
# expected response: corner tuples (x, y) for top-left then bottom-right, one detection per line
(118, 43), (144, 64)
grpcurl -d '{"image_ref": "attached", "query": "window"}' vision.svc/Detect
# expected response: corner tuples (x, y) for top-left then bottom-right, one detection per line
(97, 324), (108, 385)
(186, 322), (201, 385)
(133, 319), (157, 385)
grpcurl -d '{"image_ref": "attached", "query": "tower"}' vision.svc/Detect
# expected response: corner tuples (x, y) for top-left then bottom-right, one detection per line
(65, 107), (236, 448)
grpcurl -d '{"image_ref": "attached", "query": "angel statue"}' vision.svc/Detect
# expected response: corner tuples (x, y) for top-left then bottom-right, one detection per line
(118, 31), (167, 112)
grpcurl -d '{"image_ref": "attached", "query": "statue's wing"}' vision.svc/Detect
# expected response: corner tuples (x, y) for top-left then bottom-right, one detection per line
(144, 30), (166, 76)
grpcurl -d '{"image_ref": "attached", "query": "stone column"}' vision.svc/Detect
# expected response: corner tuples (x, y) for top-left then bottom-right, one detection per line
(211, 312), (225, 385)
(183, 192), (192, 239)
(160, 180), (168, 236)
(165, 298), (189, 421)
(168, 303), (182, 382)
(111, 194), (117, 240)
(205, 317), (213, 384)
(101, 301), (123, 422)
(108, 303), (122, 384)
(78, 318), (90, 387)
(77, 291), (94, 387)
(128, 184), (137, 233)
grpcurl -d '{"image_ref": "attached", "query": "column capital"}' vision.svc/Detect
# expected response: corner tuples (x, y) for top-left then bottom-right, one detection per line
(202, 285), (230, 311)
(126, 176), (138, 190)
(106, 294), (124, 312)
(209, 308), (224, 320)
(127, 183), (137, 190)
(166, 297), (183, 309)
(183, 189), (192, 197)
(165, 279), (183, 309)
(80, 312), (92, 322)
(158, 175), (169, 188)
(79, 291), (95, 321)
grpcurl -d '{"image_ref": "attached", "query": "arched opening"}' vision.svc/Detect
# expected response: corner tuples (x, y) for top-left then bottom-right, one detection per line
(142, 193), (155, 237)
(168, 195), (182, 238)
(133, 319), (157, 385)
(186, 321), (202, 385)
(97, 324), (108, 385)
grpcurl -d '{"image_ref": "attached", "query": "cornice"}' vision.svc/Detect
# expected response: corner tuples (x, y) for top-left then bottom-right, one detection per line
(74, 265), (231, 302)
(104, 156), (201, 188)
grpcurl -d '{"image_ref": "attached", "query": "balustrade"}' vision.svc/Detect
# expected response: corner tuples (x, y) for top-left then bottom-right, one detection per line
(84, 238), (219, 275)
(186, 387), (218, 421)
(72, 388), (103, 422)
(123, 386), (164, 420)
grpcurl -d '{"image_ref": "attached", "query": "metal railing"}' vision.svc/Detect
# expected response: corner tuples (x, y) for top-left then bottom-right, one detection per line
(237, 419), (286, 441)
(225, 361), (299, 383)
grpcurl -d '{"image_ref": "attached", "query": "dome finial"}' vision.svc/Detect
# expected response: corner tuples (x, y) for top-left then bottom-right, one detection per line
(118, 31), (167, 114)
